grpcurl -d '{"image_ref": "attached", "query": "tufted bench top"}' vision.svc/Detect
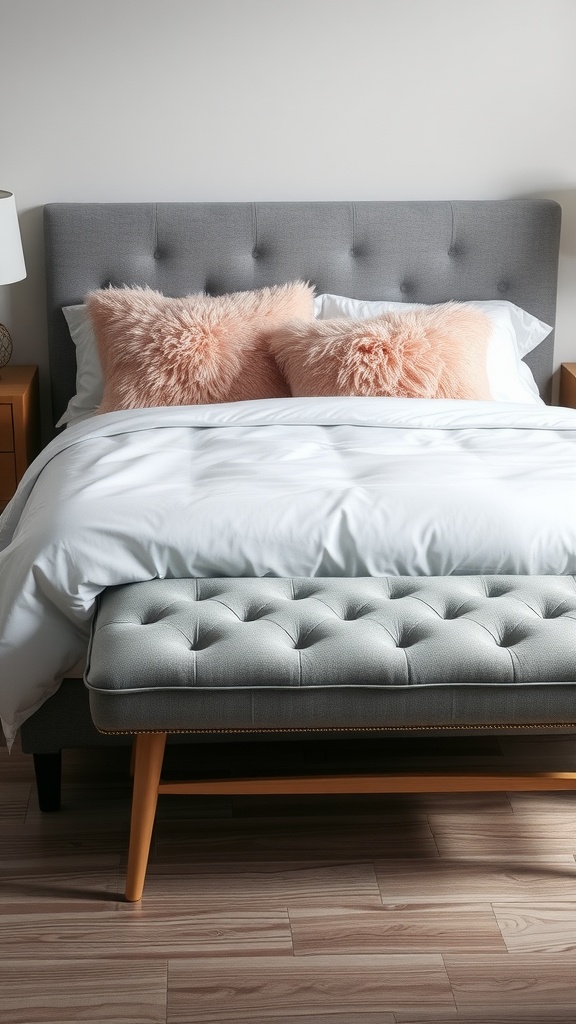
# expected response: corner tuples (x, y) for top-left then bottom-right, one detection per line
(86, 576), (576, 736)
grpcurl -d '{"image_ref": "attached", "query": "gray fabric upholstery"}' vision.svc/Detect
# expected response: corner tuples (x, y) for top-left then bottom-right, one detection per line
(44, 200), (561, 421)
(86, 577), (576, 734)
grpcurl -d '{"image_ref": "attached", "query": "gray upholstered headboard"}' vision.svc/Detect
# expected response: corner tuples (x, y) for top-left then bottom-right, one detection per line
(44, 200), (561, 422)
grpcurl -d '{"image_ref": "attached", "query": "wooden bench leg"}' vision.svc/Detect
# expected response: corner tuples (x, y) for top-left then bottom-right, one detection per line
(125, 732), (167, 902)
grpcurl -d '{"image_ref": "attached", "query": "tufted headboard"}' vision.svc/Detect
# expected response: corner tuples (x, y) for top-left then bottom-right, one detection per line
(44, 200), (561, 423)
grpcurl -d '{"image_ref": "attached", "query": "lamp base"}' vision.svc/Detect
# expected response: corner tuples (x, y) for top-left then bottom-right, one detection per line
(0, 322), (13, 375)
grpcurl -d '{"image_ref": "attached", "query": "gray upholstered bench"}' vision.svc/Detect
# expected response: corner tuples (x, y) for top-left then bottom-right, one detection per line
(86, 576), (576, 901)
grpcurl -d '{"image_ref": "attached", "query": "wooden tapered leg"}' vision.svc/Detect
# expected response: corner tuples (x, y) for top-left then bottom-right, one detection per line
(125, 732), (167, 902)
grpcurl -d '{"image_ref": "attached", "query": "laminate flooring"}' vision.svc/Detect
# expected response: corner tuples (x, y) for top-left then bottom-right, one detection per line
(3, 733), (576, 1023)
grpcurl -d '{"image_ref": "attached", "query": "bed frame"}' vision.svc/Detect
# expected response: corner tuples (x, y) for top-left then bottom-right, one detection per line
(21, 199), (563, 810)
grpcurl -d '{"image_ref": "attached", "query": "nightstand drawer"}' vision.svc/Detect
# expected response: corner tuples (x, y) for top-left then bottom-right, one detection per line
(0, 452), (17, 499)
(0, 366), (39, 503)
(0, 404), (14, 451)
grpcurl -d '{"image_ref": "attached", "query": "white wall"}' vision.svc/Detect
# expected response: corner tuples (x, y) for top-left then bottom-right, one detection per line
(1, 0), (575, 432)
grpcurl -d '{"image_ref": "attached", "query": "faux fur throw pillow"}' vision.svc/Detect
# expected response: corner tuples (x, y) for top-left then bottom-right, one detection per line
(268, 302), (493, 400)
(86, 282), (315, 412)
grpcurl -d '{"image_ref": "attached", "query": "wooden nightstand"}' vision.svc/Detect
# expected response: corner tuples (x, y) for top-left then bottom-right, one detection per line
(0, 365), (40, 508)
(559, 363), (576, 409)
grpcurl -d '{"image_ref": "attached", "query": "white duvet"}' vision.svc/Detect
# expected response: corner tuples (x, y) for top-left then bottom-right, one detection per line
(2, 395), (576, 746)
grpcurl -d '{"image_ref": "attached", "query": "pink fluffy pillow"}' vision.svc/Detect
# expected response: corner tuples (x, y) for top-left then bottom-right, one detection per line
(86, 282), (315, 412)
(268, 302), (493, 400)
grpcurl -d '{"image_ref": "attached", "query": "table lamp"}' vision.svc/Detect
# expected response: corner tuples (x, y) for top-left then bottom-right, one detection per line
(0, 190), (26, 373)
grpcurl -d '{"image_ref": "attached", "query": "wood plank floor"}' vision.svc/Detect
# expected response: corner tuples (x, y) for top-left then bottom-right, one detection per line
(3, 734), (576, 1022)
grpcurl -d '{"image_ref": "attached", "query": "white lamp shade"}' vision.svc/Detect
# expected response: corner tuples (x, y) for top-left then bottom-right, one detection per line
(0, 191), (26, 285)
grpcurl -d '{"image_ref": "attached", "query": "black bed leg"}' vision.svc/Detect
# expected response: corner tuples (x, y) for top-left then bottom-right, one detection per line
(33, 752), (62, 811)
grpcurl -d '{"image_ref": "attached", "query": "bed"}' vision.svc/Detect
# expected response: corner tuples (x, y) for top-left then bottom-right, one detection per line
(3, 198), (576, 812)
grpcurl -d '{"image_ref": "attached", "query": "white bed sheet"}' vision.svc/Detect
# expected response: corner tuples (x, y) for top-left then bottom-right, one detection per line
(2, 395), (576, 746)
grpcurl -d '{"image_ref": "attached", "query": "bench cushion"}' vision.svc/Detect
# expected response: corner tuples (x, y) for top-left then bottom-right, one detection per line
(86, 576), (576, 735)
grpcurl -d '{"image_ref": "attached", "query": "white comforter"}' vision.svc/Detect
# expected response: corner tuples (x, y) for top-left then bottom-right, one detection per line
(2, 395), (576, 745)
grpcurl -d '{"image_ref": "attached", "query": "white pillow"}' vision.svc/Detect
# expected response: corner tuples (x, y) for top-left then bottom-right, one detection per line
(56, 305), (104, 427)
(57, 294), (551, 426)
(314, 295), (551, 406)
